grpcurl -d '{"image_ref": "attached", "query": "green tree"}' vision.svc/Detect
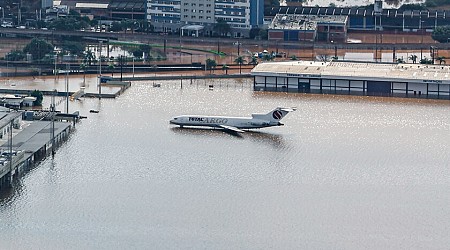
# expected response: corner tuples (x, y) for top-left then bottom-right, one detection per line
(108, 63), (115, 76)
(290, 55), (298, 60)
(83, 50), (96, 65)
(61, 41), (86, 56)
(249, 28), (261, 39)
(48, 17), (89, 31)
(206, 58), (217, 73)
(409, 54), (418, 64)
(396, 58), (405, 63)
(213, 19), (231, 37)
(5, 50), (25, 61)
(30, 90), (43, 106)
(259, 28), (269, 40)
(109, 22), (123, 32)
(262, 53), (274, 61)
(432, 26), (450, 43)
(22, 38), (54, 62)
(222, 64), (229, 75)
(249, 56), (258, 65)
(234, 56), (246, 74)
(437, 56), (446, 65)
(122, 19), (134, 33)
(420, 57), (433, 64)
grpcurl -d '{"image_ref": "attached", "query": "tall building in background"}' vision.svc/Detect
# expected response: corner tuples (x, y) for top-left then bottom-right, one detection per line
(148, 0), (264, 37)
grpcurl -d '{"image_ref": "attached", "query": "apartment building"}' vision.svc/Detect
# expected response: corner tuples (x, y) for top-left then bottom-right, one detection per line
(147, 0), (264, 37)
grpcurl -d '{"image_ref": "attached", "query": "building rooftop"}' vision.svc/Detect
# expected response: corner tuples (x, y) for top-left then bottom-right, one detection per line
(269, 14), (347, 30)
(251, 60), (450, 84)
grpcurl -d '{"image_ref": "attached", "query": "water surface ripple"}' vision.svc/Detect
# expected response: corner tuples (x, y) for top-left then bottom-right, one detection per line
(1, 78), (449, 249)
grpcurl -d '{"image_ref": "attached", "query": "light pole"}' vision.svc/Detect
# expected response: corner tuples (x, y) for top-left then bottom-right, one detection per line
(54, 53), (57, 81)
(420, 20), (425, 61)
(98, 40), (102, 99)
(65, 64), (69, 113)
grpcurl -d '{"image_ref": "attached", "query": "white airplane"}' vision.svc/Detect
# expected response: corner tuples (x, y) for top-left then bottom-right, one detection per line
(169, 107), (296, 133)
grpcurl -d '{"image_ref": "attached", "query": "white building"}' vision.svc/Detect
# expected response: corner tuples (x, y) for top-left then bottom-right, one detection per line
(251, 60), (450, 100)
(147, 0), (264, 37)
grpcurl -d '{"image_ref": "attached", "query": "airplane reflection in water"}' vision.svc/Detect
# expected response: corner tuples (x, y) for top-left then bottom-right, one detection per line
(170, 127), (288, 148)
(169, 107), (296, 133)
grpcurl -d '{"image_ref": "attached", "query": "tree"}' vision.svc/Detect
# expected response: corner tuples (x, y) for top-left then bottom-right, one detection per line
(48, 16), (89, 31)
(121, 19), (134, 33)
(262, 53), (274, 61)
(396, 58), (405, 63)
(432, 26), (450, 43)
(213, 19), (231, 37)
(437, 56), (446, 65)
(290, 55), (298, 60)
(206, 58), (217, 73)
(420, 57), (433, 64)
(109, 22), (123, 32)
(409, 54), (418, 64)
(61, 41), (86, 57)
(249, 56), (258, 65)
(5, 50), (25, 61)
(234, 56), (246, 74)
(83, 50), (96, 65)
(108, 63), (115, 76)
(22, 38), (54, 62)
(249, 28), (261, 39)
(30, 90), (43, 106)
(222, 64), (229, 75)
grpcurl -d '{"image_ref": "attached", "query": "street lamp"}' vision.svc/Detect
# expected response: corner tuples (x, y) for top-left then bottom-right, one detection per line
(98, 40), (102, 99)
(234, 40), (241, 56)
(420, 20), (425, 60)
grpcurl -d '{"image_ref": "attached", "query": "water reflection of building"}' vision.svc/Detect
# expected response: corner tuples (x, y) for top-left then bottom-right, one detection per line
(252, 60), (450, 100)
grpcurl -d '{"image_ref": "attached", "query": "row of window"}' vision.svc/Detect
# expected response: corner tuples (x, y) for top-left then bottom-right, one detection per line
(183, 9), (212, 13)
(151, 0), (181, 4)
(183, 3), (213, 7)
(182, 15), (212, 20)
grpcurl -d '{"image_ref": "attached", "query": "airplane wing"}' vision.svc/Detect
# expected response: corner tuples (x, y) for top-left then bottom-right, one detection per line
(218, 125), (245, 133)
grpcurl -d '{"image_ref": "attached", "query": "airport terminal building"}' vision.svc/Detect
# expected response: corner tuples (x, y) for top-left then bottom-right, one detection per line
(251, 61), (450, 99)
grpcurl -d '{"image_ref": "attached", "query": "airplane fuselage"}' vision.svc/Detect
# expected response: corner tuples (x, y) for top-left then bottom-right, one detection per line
(170, 107), (295, 132)
(170, 115), (281, 129)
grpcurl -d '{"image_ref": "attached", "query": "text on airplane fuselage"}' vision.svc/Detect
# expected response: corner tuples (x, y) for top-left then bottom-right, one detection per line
(189, 117), (228, 124)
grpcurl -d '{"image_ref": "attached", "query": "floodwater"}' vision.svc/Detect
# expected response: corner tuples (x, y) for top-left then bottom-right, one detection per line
(1, 77), (450, 249)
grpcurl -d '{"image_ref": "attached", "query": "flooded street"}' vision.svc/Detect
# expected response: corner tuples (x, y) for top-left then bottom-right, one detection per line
(0, 77), (449, 249)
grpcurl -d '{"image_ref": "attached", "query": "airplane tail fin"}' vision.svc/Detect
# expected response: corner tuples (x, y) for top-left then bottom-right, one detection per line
(252, 107), (296, 124)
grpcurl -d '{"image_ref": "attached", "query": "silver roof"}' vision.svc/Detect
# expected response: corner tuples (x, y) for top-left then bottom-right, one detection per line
(269, 14), (348, 31)
(251, 61), (450, 84)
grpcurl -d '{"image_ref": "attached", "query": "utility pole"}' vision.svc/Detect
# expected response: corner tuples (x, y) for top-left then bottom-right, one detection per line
(8, 118), (13, 187)
(65, 63), (69, 113)
(120, 55), (123, 81)
(98, 41), (102, 99)
(50, 90), (56, 156)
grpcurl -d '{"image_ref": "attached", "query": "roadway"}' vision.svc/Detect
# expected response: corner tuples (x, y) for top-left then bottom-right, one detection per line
(1, 27), (450, 52)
